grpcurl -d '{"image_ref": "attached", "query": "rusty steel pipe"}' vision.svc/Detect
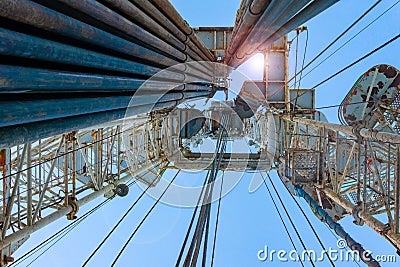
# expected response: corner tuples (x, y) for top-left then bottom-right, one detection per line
(257, 0), (340, 53)
(0, 93), (181, 127)
(0, 28), (176, 80)
(227, 0), (339, 68)
(98, 0), (186, 51)
(0, 64), (215, 92)
(0, 92), (210, 149)
(129, 0), (213, 62)
(0, 91), (211, 127)
(149, 0), (215, 61)
(0, 27), (212, 84)
(0, 0), (216, 150)
(129, 0), (187, 40)
(226, 0), (272, 63)
(240, 0), (312, 59)
(44, 0), (215, 75)
(0, 65), (176, 92)
(32, 0), (188, 62)
(229, 0), (297, 66)
(98, 0), (209, 63)
(249, 0), (270, 15)
(0, 0), (181, 67)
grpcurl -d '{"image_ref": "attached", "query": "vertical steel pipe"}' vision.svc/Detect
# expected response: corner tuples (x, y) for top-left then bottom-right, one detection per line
(256, 0), (340, 53)
(225, 0), (272, 63)
(149, 0), (215, 61)
(42, 0), (187, 61)
(0, 28), (170, 78)
(227, 0), (340, 68)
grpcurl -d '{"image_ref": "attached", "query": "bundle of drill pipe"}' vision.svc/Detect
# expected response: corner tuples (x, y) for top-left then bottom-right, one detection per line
(0, 0), (217, 148)
(225, 0), (340, 68)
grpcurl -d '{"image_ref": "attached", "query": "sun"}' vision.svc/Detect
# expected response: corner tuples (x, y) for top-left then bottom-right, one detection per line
(249, 53), (265, 72)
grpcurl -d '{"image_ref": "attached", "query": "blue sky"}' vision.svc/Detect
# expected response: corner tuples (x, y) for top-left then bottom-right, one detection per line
(14, 0), (400, 266)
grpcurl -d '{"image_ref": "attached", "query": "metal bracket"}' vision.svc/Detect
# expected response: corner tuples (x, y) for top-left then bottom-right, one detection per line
(66, 196), (79, 220)
(380, 223), (391, 235)
(352, 203), (364, 226)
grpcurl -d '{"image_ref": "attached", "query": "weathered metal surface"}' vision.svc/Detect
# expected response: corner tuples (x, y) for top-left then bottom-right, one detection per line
(0, 93), (188, 127)
(0, 0), (178, 67)
(339, 64), (400, 133)
(234, 0), (302, 59)
(289, 89), (315, 110)
(227, 0), (339, 68)
(99, 0), (186, 51)
(149, 0), (215, 61)
(194, 27), (233, 60)
(285, 116), (400, 143)
(170, 152), (271, 171)
(0, 93), (210, 149)
(39, 0), (187, 61)
(130, 0), (186, 42)
(257, 0), (340, 52)
(129, 0), (212, 62)
(228, 0), (271, 60)
(286, 149), (319, 184)
(324, 188), (400, 251)
(0, 28), (173, 79)
(98, 0), (211, 63)
(0, 65), (156, 91)
(279, 105), (400, 251)
(0, 65), (214, 92)
(0, 124), (167, 256)
(235, 37), (289, 110)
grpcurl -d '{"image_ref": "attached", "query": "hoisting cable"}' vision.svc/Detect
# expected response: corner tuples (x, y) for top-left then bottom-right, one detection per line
(293, 31), (300, 92)
(203, 121), (229, 267)
(201, 138), (228, 267)
(273, 172), (335, 266)
(11, 198), (111, 267)
(292, 28), (309, 112)
(24, 199), (112, 267)
(181, 172), (215, 267)
(259, 172), (305, 267)
(292, 29), (300, 115)
(293, 0), (398, 89)
(289, 33), (400, 107)
(279, 0), (398, 111)
(177, 113), (229, 267)
(11, 177), (139, 267)
(111, 170), (181, 266)
(83, 170), (165, 266)
(313, 33), (400, 89)
(289, 0), (384, 87)
(175, 171), (211, 266)
(264, 172), (316, 267)
(210, 171), (224, 267)
(297, 29), (309, 91)
(295, 185), (381, 267)
(183, 114), (229, 267)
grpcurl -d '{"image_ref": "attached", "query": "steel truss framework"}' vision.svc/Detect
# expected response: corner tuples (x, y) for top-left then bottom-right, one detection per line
(0, 116), (169, 265)
(281, 115), (400, 251)
(0, 1), (397, 264)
